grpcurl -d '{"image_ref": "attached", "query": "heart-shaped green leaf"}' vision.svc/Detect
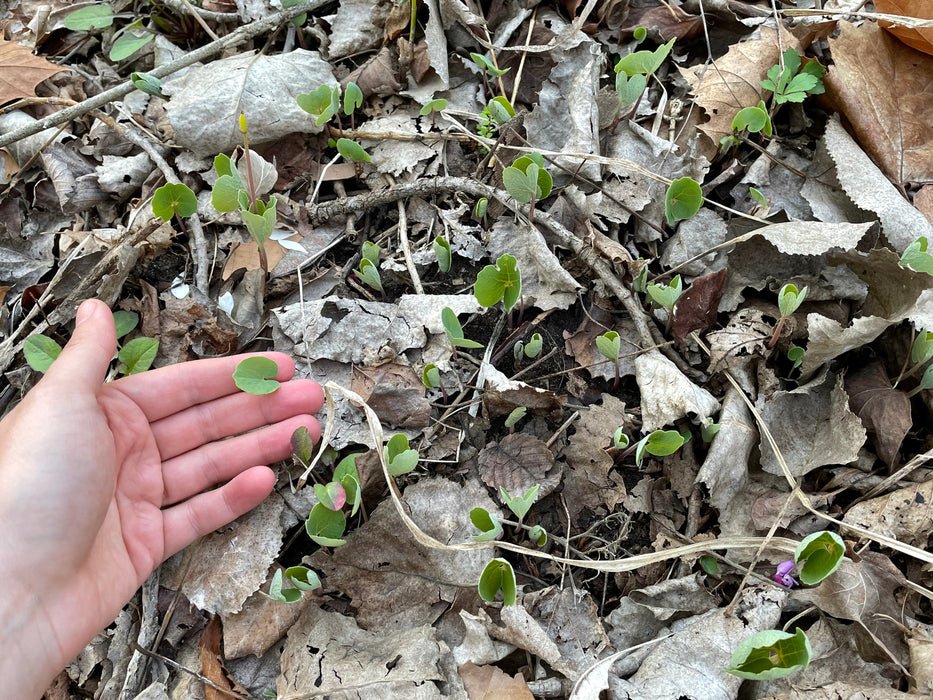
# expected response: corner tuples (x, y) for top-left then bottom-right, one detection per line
(384, 433), (419, 476)
(474, 254), (521, 312)
(336, 138), (370, 163)
(727, 628), (811, 680)
(284, 565), (321, 591)
(664, 177), (703, 226)
(24, 334), (62, 373)
(441, 307), (483, 349)
(314, 481), (347, 511)
(233, 357), (280, 395)
(478, 558), (517, 606)
(152, 182), (197, 221)
(305, 503), (347, 547)
(794, 530), (845, 585)
(470, 507), (503, 541)
(595, 331), (621, 361)
(357, 258), (383, 292)
(113, 310), (139, 339)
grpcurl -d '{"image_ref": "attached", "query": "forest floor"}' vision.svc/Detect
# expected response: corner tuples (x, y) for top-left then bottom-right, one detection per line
(1, 0), (933, 698)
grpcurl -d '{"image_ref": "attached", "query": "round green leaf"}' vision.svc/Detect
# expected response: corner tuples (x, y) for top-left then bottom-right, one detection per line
(336, 138), (370, 163)
(314, 481), (347, 511)
(474, 254), (521, 312)
(727, 628), (811, 680)
(285, 566), (321, 591)
(113, 310), (139, 339)
(794, 530), (845, 585)
(130, 71), (162, 95)
(595, 331), (621, 361)
(64, 4), (113, 30)
(423, 364), (441, 388)
(109, 28), (154, 62)
(644, 429), (686, 457)
(664, 177), (703, 226)
(118, 337), (159, 375)
(233, 357), (281, 395)
(24, 334), (62, 373)
(152, 182), (197, 221)
(343, 82), (363, 116)
(305, 503), (347, 546)
(478, 558), (517, 606)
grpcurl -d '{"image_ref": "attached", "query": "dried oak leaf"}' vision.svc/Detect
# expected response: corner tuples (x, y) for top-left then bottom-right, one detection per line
(458, 662), (534, 700)
(199, 617), (249, 700)
(824, 21), (933, 185)
(844, 360), (911, 468)
(0, 38), (67, 106)
(875, 0), (933, 56)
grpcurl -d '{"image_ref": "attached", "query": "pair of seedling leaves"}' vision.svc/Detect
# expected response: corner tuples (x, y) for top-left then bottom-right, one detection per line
(24, 310), (159, 376)
(728, 531), (845, 680)
(63, 4), (153, 63)
(296, 82), (371, 164)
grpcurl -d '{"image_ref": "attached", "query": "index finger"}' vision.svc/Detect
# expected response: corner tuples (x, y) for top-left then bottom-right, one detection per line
(109, 352), (297, 422)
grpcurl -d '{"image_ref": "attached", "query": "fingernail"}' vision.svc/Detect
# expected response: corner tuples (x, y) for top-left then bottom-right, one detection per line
(75, 300), (97, 326)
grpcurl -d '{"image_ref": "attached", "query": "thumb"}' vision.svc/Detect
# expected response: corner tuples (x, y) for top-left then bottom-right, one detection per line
(45, 299), (117, 391)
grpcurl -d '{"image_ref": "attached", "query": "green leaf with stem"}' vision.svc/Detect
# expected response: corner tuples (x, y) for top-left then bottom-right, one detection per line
(233, 357), (280, 395)
(470, 507), (503, 541)
(336, 138), (370, 163)
(268, 569), (302, 603)
(241, 196), (277, 246)
(700, 420), (720, 443)
(613, 427), (629, 449)
(152, 182), (197, 221)
(732, 101), (772, 137)
(908, 365), (933, 397)
(900, 236), (933, 275)
(794, 530), (845, 585)
(727, 628), (811, 680)
(478, 558), (517, 605)
(441, 307), (483, 349)
(131, 72), (162, 95)
(664, 178), (703, 226)
(357, 258), (383, 293)
(475, 254), (521, 312)
(787, 344), (805, 370)
(420, 98), (448, 116)
(433, 236), (451, 273)
(469, 52), (509, 77)
(333, 453), (362, 516)
(499, 484), (539, 522)
(109, 22), (153, 61)
(305, 503), (346, 547)
(291, 425), (315, 467)
(761, 49), (825, 105)
(635, 429), (686, 466)
(64, 4), (113, 30)
(528, 525), (547, 547)
(384, 433), (418, 476)
(646, 275), (682, 311)
(777, 283), (808, 318)
(361, 241), (381, 266)
(343, 82), (363, 116)
(113, 311), (139, 339)
(749, 187), (768, 209)
(614, 38), (675, 77)
(118, 337), (159, 375)
(487, 96), (515, 123)
(297, 84), (339, 125)
(23, 335), (62, 373)
(314, 481), (346, 511)
(524, 332), (542, 358)
(423, 363), (441, 388)
(284, 566), (321, 591)
(595, 331), (620, 361)
(616, 72), (647, 110)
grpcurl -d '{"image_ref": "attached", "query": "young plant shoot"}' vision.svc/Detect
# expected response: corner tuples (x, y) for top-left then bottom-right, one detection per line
(727, 628), (811, 680)
(770, 283), (808, 348)
(475, 254), (522, 325)
(502, 152), (552, 223)
(595, 330), (622, 390)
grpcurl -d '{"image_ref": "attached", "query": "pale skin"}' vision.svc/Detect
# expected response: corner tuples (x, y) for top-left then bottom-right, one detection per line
(0, 299), (324, 698)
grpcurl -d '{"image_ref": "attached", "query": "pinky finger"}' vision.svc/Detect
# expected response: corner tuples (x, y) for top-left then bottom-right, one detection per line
(161, 466), (276, 559)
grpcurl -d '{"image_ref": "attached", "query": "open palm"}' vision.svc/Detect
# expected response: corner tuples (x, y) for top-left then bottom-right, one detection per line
(0, 300), (322, 697)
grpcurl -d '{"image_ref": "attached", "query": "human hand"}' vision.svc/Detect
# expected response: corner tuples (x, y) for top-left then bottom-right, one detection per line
(0, 299), (323, 698)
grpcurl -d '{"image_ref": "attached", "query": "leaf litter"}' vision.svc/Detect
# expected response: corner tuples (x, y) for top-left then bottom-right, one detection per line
(1, 0), (933, 698)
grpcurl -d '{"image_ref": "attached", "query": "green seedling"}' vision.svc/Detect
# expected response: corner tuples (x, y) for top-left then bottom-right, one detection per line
(761, 48), (825, 105)
(384, 433), (419, 476)
(314, 481), (347, 511)
(528, 525), (547, 547)
(336, 137), (371, 163)
(731, 100), (773, 137)
(727, 628), (811, 680)
(478, 557), (517, 606)
(475, 254), (522, 318)
(794, 530), (845, 585)
(113, 310), (138, 337)
(63, 4), (153, 62)
(422, 363), (448, 401)
(281, 0), (307, 25)
(613, 427), (629, 450)
(700, 420), (720, 443)
(297, 83), (369, 160)
(664, 178), (703, 226)
(152, 182), (197, 229)
(633, 27), (647, 43)
(699, 555), (718, 575)
(343, 82), (363, 119)
(297, 84), (340, 126)
(333, 453), (362, 516)
(474, 197), (488, 224)
(908, 365), (933, 397)
(646, 274), (683, 325)
(441, 307), (483, 355)
(362, 240), (381, 265)
(470, 507), (503, 541)
(787, 344), (805, 371)
(769, 283), (808, 348)
(291, 425), (316, 468)
(64, 4), (114, 29)
(523, 333), (543, 359)
(477, 96), (514, 139)
(305, 503), (347, 547)
(469, 52), (510, 104)
(502, 152), (552, 224)
(912, 330), (933, 365)
(118, 337), (159, 375)
(499, 484), (539, 523)
(635, 429), (687, 467)
(433, 236), (452, 273)
(596, 330), (622, 391)
(267, 566), (322, 603)
(357, 258), (383, 296)
(613, 38), (675, 120)
(420, 98), (448, 128)
(233, 357), (280, 395)
(23, 335), (62, 373)
(504, 406), (526, 431)
(268, 569), (301, 603)
(900, 236), (933, 275)
(131, 72), (162, 96)
(632, 258), (649, 293)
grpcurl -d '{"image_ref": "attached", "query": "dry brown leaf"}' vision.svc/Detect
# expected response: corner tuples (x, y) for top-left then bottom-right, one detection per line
(477, 433), (561, 500)
(916, 185), (933, 226)
(824, 21), (933, 185)
(844, 360), (912, 468)
(680, 27), (801, 148)
(0, 38), (67, 106)
(759, 682), (917, 700)
(843, 480), (933, 548)
(351, 363), (432, 428)
(875, 0), (933, 56)
(672, 268), (727, 339)
(459, 662), (534, 700)
(222, 238), (287, 280)
(198, 617), (248, 700)
(908, 624), (933, 694)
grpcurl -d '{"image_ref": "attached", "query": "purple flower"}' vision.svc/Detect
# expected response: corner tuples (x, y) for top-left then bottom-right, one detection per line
(773, 560), (799, 588)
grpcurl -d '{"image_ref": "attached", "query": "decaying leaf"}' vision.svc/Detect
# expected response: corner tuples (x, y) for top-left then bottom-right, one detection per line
(199, 617), (248, 700)
(757, 370), (865, 478)
(844, 361), (912, 467)
(0, 38), (67, 106)
(635, 351), (719, 433)
(672, 268), (727, 339)
(482, 364), (565, 423)
(351, 363), (432, 428)
(459, 661), (534, 700)
(824, 21), (933, 186)
(843, 480), (933, 548)
(477, 432), (561, 501)
(876, 0), (933, 56)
